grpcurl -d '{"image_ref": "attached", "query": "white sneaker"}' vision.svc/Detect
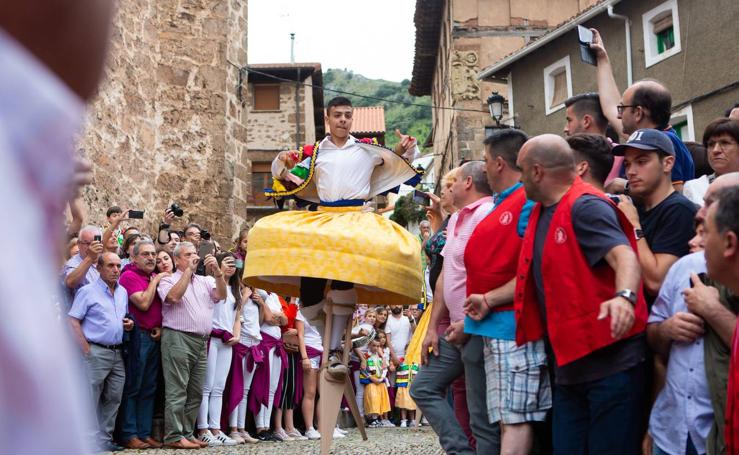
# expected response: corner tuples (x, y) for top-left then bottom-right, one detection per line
(305, 428), (321, 440)
(228, 431), (245, 444)
(400, 419), (407, 428)
(382, 419), (395, 427)
(409, 420), (418, 427)
(200, 431), (222, 447)
(332, 428), (346, 438)
(273, 428), (293, 441)
(335, 427), (348, 435)
(421, 417), (429, 426)
(287, 429), (308, 440)
(238, 430), (260, 444)
(214, 432), (238, 446)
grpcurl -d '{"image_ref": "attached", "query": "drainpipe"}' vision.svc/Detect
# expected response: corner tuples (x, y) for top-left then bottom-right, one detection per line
(608, 5), (632, 86)
(295, 67), (301, 149)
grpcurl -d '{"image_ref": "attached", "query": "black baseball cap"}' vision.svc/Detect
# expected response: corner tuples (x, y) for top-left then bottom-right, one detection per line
(612, 128), (675, 156)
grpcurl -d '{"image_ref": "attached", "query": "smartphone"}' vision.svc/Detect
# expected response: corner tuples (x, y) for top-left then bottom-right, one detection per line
(93, 234), (102, 242)
(128, 210), (145, 219)
(235, 258), (244, 269)
(577, 25), (597, 66)
(412, 189), (431, 206)
(198, 241), (215, 260)
(689, 272), (708, 288)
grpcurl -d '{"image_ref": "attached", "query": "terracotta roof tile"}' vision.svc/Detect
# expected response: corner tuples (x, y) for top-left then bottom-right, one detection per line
(325, 106), (386, 134)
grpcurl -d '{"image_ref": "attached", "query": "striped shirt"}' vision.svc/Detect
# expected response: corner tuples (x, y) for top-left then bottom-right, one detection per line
(157, 270), (221, 336)
(441, 196), (494, 323)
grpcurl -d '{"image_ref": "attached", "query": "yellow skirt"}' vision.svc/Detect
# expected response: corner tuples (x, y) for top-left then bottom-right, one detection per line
(364, 382), (391, 415)
(395, 386), (417, 410)
(243, 207), (422, 306)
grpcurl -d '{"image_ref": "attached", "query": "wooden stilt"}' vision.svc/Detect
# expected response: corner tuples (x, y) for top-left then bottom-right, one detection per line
(342, 319), (367, 441)
(318, 299), (344, 455)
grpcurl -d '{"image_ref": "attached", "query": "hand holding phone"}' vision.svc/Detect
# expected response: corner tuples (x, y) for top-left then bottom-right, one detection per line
(128, 210), (145, 219)
(412, 189), (431, 206)
(577, 25), (597, 66)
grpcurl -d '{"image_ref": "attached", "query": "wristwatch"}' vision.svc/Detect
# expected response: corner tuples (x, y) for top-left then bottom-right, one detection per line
(614, 289), (637, 305)
(634, 228), (645, 241)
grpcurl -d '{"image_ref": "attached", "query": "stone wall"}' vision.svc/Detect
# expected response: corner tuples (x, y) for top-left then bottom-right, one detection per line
(78, 0), (248, 245)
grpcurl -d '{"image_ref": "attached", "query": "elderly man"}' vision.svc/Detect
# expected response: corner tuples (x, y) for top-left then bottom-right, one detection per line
(118, 239), (171, 449)
(157, 241), (226, 449)
(515, 134), (648, 454)
(411, 160), (501, 455)
(63, 225), (103, 303)
(68, 252), (133, 452)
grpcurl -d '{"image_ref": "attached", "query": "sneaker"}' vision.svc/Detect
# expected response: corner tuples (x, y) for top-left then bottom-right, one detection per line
(382, 419), (395, 427)
(326, 351), (348, 382)
(287, 429), (308, 440)
(332, 428), (346, 439)
(228, 432), (245, 444)
(408, 420), (418, 428)
(214, 432), (238, 446)
(400, 419), (407, 428)
(421, 417), (429, 425)
(273, 428), (293, 441)
(368, 419), (382, 428)
(256, 431), (273, 442)
(304, 428), (321, 440)
(199, 431), (222, 447)
(238, 431), (260, 444)
(335, 427), (348, 435)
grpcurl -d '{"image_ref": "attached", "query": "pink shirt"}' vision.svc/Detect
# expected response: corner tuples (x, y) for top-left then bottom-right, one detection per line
(119, 263), (163, 330)
(441, 196), (494, 323)
(157, 270), (221, 336)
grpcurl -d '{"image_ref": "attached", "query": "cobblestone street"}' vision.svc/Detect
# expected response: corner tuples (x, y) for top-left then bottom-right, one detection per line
(120, 427), (442, 454)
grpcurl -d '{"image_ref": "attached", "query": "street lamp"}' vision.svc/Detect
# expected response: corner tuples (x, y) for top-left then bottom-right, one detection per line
(487, 91), (505, 126)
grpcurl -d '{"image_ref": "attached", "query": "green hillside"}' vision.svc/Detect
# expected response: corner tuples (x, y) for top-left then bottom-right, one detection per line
(322, 68), (432, 151)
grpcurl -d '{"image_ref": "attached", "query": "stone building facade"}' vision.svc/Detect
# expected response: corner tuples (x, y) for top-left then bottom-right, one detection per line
(410, 0), (598, 191)
(78, 0), (249, 244)
(245, 63), (324, 222)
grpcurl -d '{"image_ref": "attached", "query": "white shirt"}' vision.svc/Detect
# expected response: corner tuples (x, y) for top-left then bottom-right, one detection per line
(239, 298), (262, 347)
(683, 174), (712, 206)
(0, 30), (92, 454)
(296, 310), (323, 352)
(259, 291), (283, 339)
(385, 314), (412, 358)
(314, 136), (383, 202)
(212, 287), (238, 332)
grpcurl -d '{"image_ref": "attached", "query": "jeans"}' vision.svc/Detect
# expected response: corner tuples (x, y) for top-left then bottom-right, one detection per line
(119, 325), (160, 442)
(653, 434), (700, 455)
(410, 336), (500, 455)
(552, 362), (646, 455)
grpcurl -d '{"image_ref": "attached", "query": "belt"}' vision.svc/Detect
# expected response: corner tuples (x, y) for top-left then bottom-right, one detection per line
(89, 341), (123, 350)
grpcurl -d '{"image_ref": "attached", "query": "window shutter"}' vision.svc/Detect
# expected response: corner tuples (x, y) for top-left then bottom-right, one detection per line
(652, 14), (673, 33)
(253, 85), (280, 111)
(551, 71), (567, 107)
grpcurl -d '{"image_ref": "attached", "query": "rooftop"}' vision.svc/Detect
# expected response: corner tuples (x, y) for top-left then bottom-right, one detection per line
(325, 106), (386, 134)
(409, 0), (444, 97)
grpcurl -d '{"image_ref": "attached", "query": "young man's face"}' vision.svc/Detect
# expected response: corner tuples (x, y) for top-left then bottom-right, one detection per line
(326, 105), (353, 139)
(623, 149), (672, 198)
(563, 105), (585, 137)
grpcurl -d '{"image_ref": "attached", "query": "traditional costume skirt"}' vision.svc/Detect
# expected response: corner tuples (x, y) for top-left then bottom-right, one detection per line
(363, 382), (391, 415)
(244, 205), (423, 306)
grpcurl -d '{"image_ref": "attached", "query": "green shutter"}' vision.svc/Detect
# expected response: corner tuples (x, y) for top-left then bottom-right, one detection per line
(657, 27), (675, 54)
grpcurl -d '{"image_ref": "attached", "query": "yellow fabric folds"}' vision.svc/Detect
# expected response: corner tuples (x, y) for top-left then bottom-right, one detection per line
(243, 209), (423, 306)
(404, 302), (432, 368)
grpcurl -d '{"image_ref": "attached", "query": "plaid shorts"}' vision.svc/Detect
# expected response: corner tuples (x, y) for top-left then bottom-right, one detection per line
(482, 338), (552, 424)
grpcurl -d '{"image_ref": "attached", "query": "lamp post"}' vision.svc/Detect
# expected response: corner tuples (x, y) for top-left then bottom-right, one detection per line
(487, 91), (505, 127)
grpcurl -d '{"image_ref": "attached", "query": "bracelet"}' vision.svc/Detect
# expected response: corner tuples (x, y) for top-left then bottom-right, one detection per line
(483, 293), (493, 310)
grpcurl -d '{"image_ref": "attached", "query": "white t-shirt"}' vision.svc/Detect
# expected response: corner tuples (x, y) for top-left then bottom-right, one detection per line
(385, 314), (412, 358)
(683, 174), (711, 206)
(259, 291), (283, 339)
(212, 286), (238, 331)
(350, 322), (374, 361)
(314, 136), (383, 202)
(239, 297), (262, 346)
(296, 310), (323, 352)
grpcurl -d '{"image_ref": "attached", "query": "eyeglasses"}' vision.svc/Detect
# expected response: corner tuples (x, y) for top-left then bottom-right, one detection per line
(707, 139), (737, 150)
(616, 104), (639, 115)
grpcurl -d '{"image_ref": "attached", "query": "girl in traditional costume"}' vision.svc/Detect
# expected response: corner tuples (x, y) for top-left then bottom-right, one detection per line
(361, 339), (390, 427)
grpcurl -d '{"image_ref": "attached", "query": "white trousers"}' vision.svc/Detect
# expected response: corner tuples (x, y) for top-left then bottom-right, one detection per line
(229, 349), (259, 428)
(255, 347), (282, 429)
(197, 338), (232, 430)
(353, 369), (366, 417)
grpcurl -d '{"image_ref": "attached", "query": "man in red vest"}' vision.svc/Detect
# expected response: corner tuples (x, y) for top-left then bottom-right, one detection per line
(514, 134), (649, 454)
(702, 186), (739, 454)
(464, 129), (551, 454)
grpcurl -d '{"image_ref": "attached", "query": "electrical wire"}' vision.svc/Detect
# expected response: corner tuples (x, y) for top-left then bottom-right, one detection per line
(245, 66), (491, 114)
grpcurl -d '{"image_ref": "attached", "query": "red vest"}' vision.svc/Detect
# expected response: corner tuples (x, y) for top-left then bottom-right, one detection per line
(514, 177), (648, 366)
(464, 185), (527, 313)
(726, 323), (739, 454)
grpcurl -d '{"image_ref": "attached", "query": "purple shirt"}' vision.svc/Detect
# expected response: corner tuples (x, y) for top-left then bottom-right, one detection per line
(157, 270), (220, 336)
(119, 263), (162, 330)
(68, 278), (128, 345)
(648, 252), (712, 454)
(61, 253), (100, 302)
(441, 196), (494, 322)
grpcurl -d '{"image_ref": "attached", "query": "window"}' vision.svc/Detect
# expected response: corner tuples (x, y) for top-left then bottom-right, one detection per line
(248, 162), (274, 206)
(670, 105), (694, 142)
(642, 0), (681, 67)
(543, 56), (572, 115)
(252, 84), (280, 111)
